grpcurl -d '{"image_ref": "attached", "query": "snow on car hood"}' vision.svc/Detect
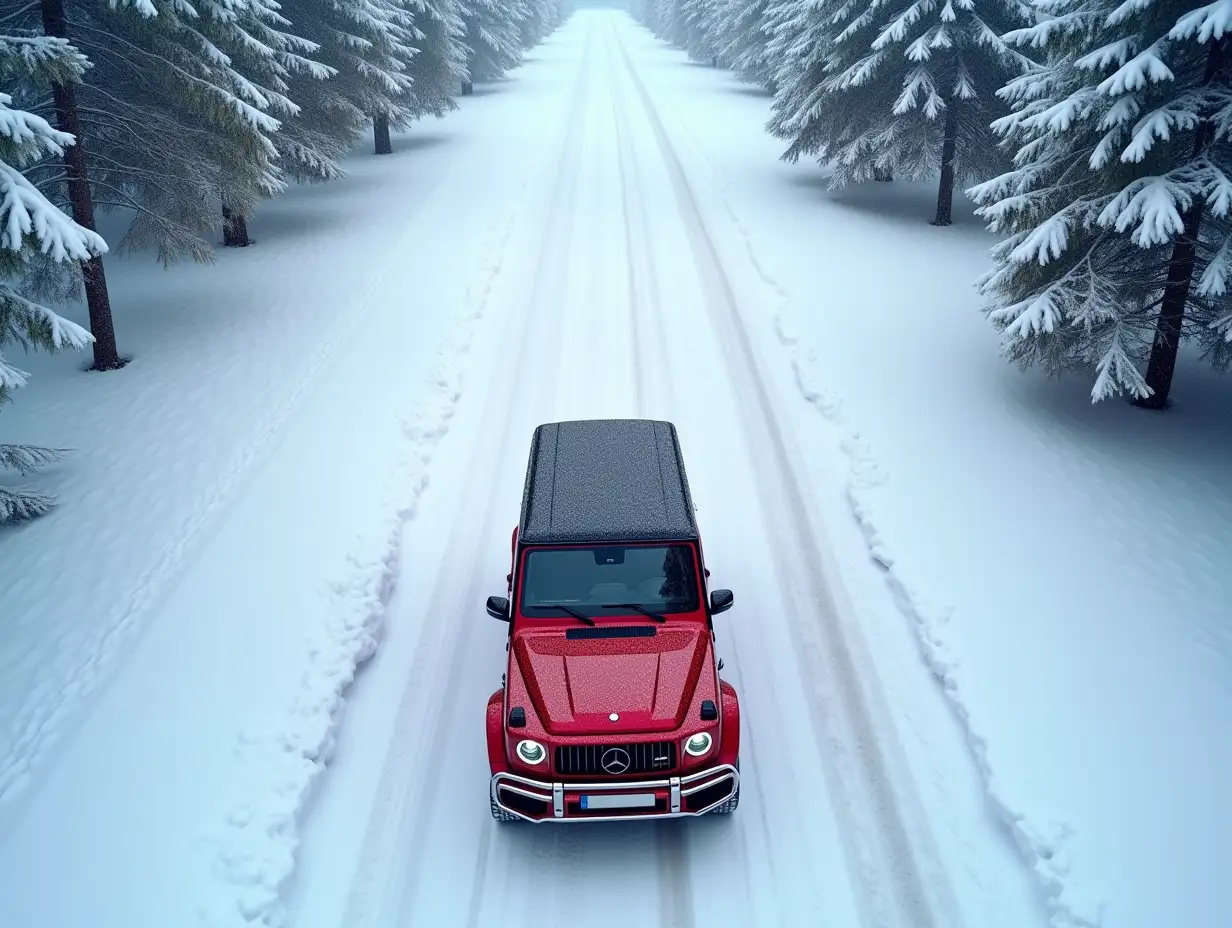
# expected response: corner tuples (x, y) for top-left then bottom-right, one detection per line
(512, 624), (712, 735)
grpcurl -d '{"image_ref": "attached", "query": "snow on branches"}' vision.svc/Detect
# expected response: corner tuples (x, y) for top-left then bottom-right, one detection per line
(461, 0), (524, 84)
(0, 87), (100, 381)
(1, 70), (98, 523)
(404, 0), (469, 120)
(971, 0), (1232, 405)
(767, 0), (1036, 220)
(719, 0), (776, 90)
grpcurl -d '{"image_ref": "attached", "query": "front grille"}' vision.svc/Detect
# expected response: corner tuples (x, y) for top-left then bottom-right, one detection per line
(555, 741), (677, 776)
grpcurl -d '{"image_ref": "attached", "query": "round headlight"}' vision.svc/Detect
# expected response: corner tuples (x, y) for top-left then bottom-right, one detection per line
(516, 739), (546, 764)
(684, 731), (713, 757)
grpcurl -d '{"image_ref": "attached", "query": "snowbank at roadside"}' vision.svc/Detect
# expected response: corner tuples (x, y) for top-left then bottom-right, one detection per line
(198, 205), (517, 925)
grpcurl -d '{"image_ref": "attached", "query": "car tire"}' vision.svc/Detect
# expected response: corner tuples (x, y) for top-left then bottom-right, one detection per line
(490, 794), (518, 822)
(711, 757), (740, 814)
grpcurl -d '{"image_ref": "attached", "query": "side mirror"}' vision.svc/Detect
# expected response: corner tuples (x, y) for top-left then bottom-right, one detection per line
(486, 595), (511, 622)
(710, 589), (734, 615)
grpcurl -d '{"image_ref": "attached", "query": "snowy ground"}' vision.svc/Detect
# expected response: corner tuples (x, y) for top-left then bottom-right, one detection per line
(0, 52), (552, 927)
(620, 23), (1232, 928)
(1, 8), (1228, 928)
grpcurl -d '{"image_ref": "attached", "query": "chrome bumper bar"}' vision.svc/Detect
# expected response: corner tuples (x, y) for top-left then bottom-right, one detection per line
(491, 763), (739, 823)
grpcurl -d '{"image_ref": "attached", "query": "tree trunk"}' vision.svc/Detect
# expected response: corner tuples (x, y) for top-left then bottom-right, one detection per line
(222, 202), (249, 247)
(873, 166), (893, 183)
(373, 112), (392, 155)
(461, 79), (474, 95)
(711, 55), (718, 68)
(1132, 39), (1227, 410)
(40, 0), (122, 372)
(931, 101), (959, 226)
(1133, 204), (1204, 410)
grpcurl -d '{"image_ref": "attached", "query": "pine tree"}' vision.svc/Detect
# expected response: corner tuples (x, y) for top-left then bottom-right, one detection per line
(405, 0), (468, 119)
(643, 0), (690, 45)
(767, 0), (1036, 223)
(718, 0), (776, 89)
(545, 0), (572, 35)
(516, 0), (553, 47)
(763, 0), (839, 154)
(971, 0), (1232, 407)
(234, 4), (354, 185)
(669, 0), (695, 47)
(186, 0), (339, 244)
(632, 0), (650, 28)
(8, 0), (291, 262)
(680, 0), (724, 63)
(276, 0), (417, 158)
(460, 0), (523, 90)
(0, 41), (100, 523)
(30, 0), (121, 369)
(632, 0), (666, 34)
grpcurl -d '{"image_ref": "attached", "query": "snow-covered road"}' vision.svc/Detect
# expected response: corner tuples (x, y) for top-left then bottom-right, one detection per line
(3, 8), (1227, 928)
(287, 13), (1044, 928)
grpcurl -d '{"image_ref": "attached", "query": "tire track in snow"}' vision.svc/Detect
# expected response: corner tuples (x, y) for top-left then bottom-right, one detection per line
(612, 55), (677, 419)
(608, 31), (697, 926)
(338, 26), (598, 928)
(606, 30), (792, 927)
(612, 30), (796, 925)
(640, 34), (1085, 928)
(614, 27), (963, 928)
(390, 86), (590, 925)
(462, 819), (497, 928)
(389, 59), (593, 921)
(614, 95), (647, 418)
(204, 68), (564, 928)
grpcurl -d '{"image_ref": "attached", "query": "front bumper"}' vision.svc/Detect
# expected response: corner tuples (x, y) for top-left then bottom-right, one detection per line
(491, 763), (739, 822)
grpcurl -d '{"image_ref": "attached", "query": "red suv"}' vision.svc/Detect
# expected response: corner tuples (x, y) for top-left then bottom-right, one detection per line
(485, 418), (741, 822)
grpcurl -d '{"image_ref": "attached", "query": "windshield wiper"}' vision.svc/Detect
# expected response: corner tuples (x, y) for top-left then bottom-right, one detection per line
(533, 602), (595, 626)
(601, 602), (666, 623)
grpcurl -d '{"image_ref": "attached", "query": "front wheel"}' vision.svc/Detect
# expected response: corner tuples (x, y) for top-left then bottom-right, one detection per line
(491, 794), (518, 822)
(711, 757), (740, 814)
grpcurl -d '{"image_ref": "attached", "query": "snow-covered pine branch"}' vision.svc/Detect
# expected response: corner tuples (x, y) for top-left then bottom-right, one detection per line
(0, 33), (92, 89)
(459, 0), (523, 85)
(275, 0), (417, 162)
(647, 0), (694, 47)
(0, 73), (98, 524)
(677, 0), (725, 63)
(0, 481), (60, 523)
(403, 0), (468, 120)
(717, 0), (777, 90)
(516, 0), (569, 49)
(185, 0), (351, 234)
(0, 438), (67, 522)
(632, 0), (674, 37)
(971, 0), (1232, 406)
(6, 0), (284, 262)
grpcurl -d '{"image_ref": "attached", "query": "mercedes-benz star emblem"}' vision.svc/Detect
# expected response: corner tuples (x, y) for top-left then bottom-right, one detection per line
(600, 747), (631, 774)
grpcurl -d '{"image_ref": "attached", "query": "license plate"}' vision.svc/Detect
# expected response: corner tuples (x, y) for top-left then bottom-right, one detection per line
(580, 792), (656, 810)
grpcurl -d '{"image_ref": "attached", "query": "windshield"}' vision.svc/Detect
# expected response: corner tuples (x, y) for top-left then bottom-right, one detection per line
(519, 543), (701, 617)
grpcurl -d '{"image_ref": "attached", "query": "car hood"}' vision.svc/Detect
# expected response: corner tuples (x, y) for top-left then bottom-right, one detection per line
(511, 624), (713, 735)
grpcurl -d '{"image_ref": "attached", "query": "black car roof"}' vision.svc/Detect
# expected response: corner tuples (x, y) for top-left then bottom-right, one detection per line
(518, 419), (700, 546)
